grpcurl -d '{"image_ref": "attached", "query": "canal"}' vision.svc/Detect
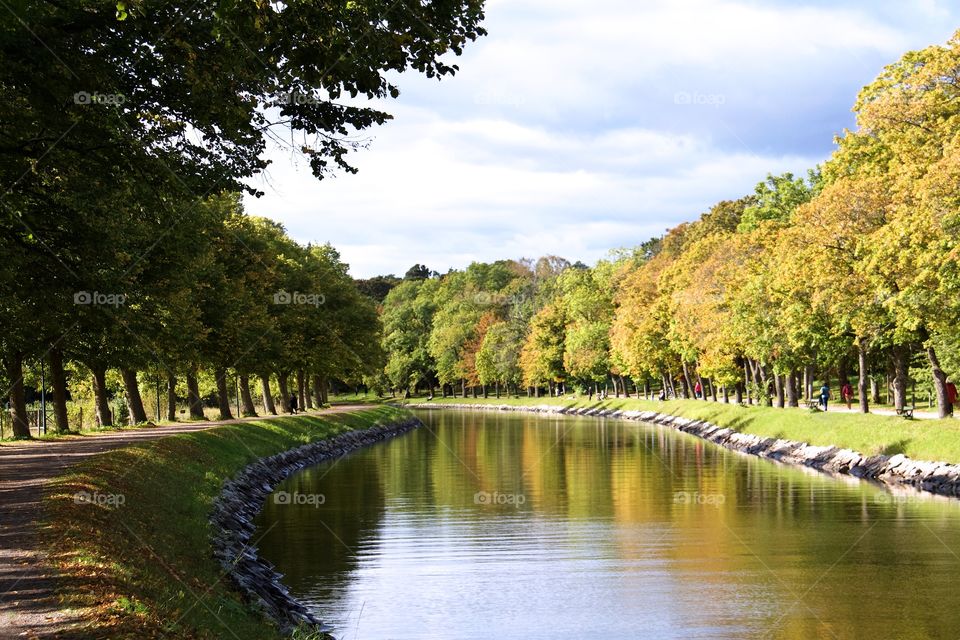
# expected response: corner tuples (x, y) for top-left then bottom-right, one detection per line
(254, 409), (960, 639)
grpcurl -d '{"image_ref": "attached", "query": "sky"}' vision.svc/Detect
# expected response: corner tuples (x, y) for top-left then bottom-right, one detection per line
(244, 0), (960, 279)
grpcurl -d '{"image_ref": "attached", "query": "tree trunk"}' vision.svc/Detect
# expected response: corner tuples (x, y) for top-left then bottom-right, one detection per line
(857, 340), (870, 414)
(757, 365), (771, 406)
(304, 372), (315, 410)
(681, 362), (694, 399)
(121, 368), (149, 424)
(838, 358), (850, 390)
(166, 372), (178, 421)
(296, 369), (307, 411)
(722, 385), (729, 403)
(891, 345), (908, 412)
(90, 364), (113, 427)
(925, 343), (950, 419)
(312, 374), (323, 407)
(258, 374), (276, 415)
(277, 372), (291, 413)
(321, 377), (329, 404)
(49, 347), (70, 433)
(785, 370), (799, 407)
(774, 373), (784, 408)
(186, 369), (205, 419)
(743, 361), (751, 404)
(4, 352), (31, 437)
(804, 365), (814, 400)
(734, 381), (743, 405)
(238, 374), (257, 416)
(870, 376), (880, 405)
(214, 367), (233, 420)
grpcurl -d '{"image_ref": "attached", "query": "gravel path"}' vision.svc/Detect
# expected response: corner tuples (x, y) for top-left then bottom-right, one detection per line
(0, 406), (368, 639)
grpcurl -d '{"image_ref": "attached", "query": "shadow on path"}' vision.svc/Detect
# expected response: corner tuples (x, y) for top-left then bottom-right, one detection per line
(0, 407), (367, 639)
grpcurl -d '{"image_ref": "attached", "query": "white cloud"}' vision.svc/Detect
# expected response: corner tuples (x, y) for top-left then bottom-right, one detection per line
(244, 0), (959, 277)
(247, 106), (817, 276)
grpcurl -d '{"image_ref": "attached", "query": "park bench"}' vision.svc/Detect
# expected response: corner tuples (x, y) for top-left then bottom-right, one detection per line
(805, 399), (820, 411)
(896, 407), (914, 419)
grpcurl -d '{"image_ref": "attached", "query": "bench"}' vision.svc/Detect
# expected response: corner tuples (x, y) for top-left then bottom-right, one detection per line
(805, 399), (820, 411)
(896, 407), (914, 419)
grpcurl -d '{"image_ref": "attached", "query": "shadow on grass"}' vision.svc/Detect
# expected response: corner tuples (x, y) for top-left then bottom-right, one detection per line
(879, 439), (911, 456)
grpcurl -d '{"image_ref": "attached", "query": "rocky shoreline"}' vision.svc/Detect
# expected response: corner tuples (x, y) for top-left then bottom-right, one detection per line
(408, 403), (960, 499)
(209, 417), (422, 635)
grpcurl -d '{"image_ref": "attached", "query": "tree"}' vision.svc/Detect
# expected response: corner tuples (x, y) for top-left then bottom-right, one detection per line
(477, 321), (524, 395)
(520, 301), (567, 395)
(382, 279), (440, 394)
(737, 171), (820, 233)
(404, 264), (435, 281)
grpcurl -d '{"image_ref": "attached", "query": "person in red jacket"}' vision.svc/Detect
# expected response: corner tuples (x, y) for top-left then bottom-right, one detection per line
(841, 381), (853, 410)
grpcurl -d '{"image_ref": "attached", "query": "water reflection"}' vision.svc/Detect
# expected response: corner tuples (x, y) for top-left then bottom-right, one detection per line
(254, 410), (960, 639)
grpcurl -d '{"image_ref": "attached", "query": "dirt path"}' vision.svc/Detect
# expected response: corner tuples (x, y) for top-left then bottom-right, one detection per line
(0, 406), (369, 639)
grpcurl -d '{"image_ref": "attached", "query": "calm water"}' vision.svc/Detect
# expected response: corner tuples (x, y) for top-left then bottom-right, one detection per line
(254, 410), (960, 639)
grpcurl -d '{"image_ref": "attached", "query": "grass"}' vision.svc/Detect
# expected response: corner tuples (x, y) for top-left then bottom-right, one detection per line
(377, 393), (960, 464)
(43, 406), (412, 639)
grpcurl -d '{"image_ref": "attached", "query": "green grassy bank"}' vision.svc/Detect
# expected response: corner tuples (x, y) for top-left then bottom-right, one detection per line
(44, 406), (411, 639)
(381, 395), (960, 464)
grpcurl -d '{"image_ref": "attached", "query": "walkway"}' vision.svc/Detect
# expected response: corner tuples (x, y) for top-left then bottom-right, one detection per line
(0, 406), (367, 639)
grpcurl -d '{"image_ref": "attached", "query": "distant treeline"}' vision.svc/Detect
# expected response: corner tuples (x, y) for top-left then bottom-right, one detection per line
(376, 30), (960, 418)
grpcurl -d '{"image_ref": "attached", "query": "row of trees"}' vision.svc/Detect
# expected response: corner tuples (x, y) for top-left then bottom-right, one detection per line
(380, 30), (960, 418)
(2, 192), (383, 436)
(1, 1), (486, 436)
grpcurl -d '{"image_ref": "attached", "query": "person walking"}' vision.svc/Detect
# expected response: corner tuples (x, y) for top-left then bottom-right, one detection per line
(819, 383), (831, 412)
(841, 381), (853, 410)
(289, 393), (298, 414)
(694, 381), (702, 399)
